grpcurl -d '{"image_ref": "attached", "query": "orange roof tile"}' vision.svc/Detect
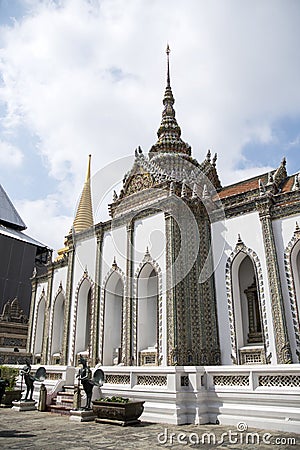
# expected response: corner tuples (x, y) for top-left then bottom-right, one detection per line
(218, 173), (268, 199)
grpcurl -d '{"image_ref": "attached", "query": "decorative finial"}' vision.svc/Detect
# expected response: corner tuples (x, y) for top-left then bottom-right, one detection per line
(202, 184), (209, 199)
(267, 172), (274, 185)
(292, 174), (299, 191)
(212, 153), (217, 166)
(169, 181), (175, 195)
(237, 234), (243, 244)
(295, 222), (300, 233)
(258, 179), (266, 195)
(181, 180), (187, 198)
(166, 44), (170, 87)
(206, 149), (211, 162)
(112, 257), (117, 269)
(192, 182), (198, 199)
(113, 190), (118, 201)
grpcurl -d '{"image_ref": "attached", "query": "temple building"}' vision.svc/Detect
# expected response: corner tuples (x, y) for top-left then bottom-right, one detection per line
(0, 184), (49, 363)
(27, 48), (300, 371)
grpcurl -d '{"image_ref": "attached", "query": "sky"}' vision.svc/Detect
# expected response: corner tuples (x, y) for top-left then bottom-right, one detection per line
(0, 0), (300, 252)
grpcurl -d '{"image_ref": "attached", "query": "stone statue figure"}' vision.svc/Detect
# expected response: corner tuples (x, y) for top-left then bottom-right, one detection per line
(76, 355), (104, 410)
(77, 355), (93, 410)
(20, 361), (47, 402)
(20, 361), (35, 401)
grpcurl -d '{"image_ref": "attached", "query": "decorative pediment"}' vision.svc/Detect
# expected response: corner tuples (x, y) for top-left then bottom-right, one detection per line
(121, 165), (154, 198)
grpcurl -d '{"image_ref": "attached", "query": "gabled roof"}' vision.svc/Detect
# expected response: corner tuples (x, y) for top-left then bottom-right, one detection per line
(0, 184), (26, 230)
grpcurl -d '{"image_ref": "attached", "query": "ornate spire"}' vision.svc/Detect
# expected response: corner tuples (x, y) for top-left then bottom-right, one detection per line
(73, 154), (94, 233)
(149, 45), (191, 157)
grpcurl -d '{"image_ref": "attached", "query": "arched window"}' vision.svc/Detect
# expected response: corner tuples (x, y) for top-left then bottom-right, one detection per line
(231, 253), (265, 364)
(74, 278), (92, 361)
(102, 271), (124, 365)
(34, 296), (46, 358)
(51, 292), (65, 363)
(285, 235), (300, 361)
(291, 240), (300, 311)
(136, 263), (158, 365)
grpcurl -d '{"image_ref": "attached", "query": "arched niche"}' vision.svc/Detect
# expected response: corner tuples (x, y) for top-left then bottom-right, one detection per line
(51, 292), (65, 363)
(226, 237), (269, 364)
(136, 262), (158, 365)
(284, 227), (300, 361)
(102, 271), (124, 365)
(34, 296), (46, 357)
(232, 254), (263, 349)
(74, 278), (92, 361)
(290, 240), (300, 310)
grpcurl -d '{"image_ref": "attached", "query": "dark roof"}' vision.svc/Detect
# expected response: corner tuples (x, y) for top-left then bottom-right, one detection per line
(0, 184), (26, 230)
(0, 224), (46, 248)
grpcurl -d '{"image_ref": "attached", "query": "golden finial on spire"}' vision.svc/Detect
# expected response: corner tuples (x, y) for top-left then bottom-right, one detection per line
(86, 154), (91, 182)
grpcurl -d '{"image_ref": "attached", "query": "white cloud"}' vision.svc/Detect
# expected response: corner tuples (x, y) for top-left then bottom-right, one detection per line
(15, 196), (72, 253)
(0, 0), (300, 247)
(0, 140), (23, 167)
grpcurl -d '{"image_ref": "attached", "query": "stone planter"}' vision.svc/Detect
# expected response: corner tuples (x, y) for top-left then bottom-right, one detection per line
(1, 389), (22, 407)
(92, 400), (144, 426)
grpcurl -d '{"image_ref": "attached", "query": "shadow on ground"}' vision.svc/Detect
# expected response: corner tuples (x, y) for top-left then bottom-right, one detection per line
(0, 429), (36, 438)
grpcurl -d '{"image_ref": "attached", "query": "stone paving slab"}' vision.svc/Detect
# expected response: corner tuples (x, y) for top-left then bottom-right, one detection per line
(0, 408), (299, 449)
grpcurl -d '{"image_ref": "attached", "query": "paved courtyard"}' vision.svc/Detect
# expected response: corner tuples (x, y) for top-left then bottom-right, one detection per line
(0, 408), (299, 449)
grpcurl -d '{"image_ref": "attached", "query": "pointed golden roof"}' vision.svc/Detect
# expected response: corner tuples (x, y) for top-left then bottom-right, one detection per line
(73, 154), (94, 233)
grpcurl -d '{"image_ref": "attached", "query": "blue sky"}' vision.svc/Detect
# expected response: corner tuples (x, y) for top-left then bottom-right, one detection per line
(0, 0), (299, 251)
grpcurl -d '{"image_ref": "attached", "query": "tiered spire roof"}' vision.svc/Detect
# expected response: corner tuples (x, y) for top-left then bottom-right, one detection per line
(149, 45), (191, 157)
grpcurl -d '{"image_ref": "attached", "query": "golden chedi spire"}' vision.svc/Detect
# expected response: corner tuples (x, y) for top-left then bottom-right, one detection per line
(73, 154), (94, 233)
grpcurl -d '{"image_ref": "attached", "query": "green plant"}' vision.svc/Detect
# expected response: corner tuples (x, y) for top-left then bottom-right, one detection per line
(97, 396), (129, 403)
(0, 366), (19, 391)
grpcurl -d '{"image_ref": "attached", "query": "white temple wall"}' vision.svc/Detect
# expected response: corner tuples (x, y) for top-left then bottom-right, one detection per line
(133, 213), (166, 273)
(101, 226), (127, 282)
(273, 214), (300, 362)
(51, 266), (68, 299)
(72, 236), (96, 283)
(211, 211), (276, 364)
